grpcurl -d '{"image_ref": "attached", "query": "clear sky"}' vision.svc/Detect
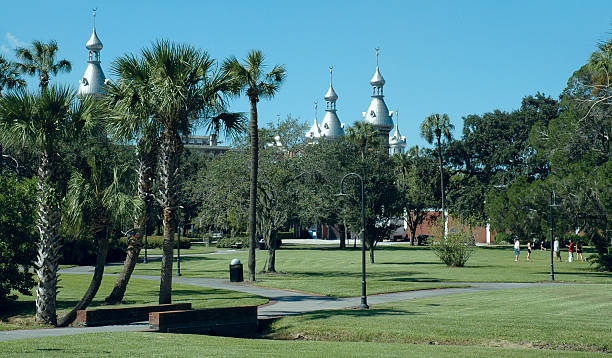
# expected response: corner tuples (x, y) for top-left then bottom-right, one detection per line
(1, 1), (611, 147)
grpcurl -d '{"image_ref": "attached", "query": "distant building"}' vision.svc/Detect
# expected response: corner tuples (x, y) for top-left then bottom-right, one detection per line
(183, 134), (230, 157)
(305, 67), (345, 143)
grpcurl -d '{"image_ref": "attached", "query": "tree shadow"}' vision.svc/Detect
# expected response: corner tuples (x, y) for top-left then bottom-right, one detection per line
(303, 307), (418, 320)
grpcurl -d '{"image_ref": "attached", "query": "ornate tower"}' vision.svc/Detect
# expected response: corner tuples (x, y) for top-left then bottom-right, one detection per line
(389, 111), (407, 155)
(319, 66), (344, 139)
(78, 9), (107, 97)
(362, 48), (394, 145)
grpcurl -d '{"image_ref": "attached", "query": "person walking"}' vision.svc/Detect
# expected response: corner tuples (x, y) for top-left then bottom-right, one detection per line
(568, 240), (574, 263)
(527, 241), (532, 262)
(554, 237), (561, 262)
(514, 238), (520, 262)
(576, 242), (584, 262)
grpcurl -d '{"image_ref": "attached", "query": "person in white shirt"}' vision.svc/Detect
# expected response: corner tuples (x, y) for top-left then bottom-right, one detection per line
(553, 238), (561, 262)
(514, 239), (520, 262)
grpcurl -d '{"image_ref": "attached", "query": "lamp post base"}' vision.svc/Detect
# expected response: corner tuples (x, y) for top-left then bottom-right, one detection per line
(360, 297), (369, 309)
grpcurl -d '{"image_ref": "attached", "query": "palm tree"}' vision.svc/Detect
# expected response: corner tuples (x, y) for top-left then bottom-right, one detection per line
(0, 54), (25, 96)
(0, 85), (104, 326)
(109, 40), (244, 304)
(223, 50), (286, 282)
(346, 122), (381, 159)
(420, 113), (454, 224)
(57, 160), (139, 327)
(104, 54), (159, 305)
(14, 40), (71, 91)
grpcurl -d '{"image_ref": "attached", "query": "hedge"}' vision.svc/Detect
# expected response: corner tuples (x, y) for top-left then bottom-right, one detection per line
(118, 235), (191, 250)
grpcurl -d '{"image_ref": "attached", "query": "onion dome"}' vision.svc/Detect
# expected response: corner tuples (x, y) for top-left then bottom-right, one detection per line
(370, 67), (385, 86)
(324, 84), (338, 102)
(86, 28), (103, 51)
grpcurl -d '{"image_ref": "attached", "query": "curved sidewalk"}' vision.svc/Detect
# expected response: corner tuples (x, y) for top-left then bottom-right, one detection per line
(1, 267), (572, 342)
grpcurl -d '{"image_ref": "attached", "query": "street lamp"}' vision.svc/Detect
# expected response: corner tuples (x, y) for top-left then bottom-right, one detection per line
(338, 172), (369, 309)
(549, 191), (560, 281)
(177, 205), (184, 276)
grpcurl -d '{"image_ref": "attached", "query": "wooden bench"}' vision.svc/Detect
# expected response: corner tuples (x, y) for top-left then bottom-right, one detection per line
(149, 305), (257, 337)
(76, 303), (192, 327)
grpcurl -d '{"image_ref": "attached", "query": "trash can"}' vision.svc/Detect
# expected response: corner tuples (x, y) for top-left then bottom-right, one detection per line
(229, 258), (243, 282)
(258, 239), (267, 250)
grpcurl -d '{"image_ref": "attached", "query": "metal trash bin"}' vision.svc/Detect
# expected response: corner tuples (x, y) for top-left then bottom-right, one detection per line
(229, 258), (243, 282)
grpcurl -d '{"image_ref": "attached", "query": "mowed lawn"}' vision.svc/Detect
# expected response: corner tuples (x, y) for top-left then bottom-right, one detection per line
(105, 245), (612, 297)
(0, 332), (606, 358)
(0, 274), (267, 331)
(1, 285), (609, 357)
(266, 285), (612, 353)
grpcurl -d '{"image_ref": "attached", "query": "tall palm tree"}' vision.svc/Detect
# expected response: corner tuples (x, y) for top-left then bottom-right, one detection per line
(420, 113), (454, 224)
(0, 86), (104, 326)
(14, 40), (71, 91)
(223, 50), (286, 282)
(0, 54), (25, 96)
(109, 40), (244, 304)
(104, 54), (159, 305)
(57, 160), (139, 327)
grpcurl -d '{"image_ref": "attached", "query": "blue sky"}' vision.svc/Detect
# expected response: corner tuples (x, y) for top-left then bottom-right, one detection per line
(1, 1), (611, 147)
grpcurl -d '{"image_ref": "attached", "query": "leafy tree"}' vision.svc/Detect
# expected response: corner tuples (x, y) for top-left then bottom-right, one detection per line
(421, 113), (454, 223)
(223, 50), (286, 281)
(0, 86), (104, 326)
(0, 54), (25, 96)
(394, 147), (439, 245)
(0, 175), (36, 304)
(14, 40), (71, 91)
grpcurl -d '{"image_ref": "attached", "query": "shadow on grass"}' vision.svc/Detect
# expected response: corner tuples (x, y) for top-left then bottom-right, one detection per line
(303, 307), (417, 320)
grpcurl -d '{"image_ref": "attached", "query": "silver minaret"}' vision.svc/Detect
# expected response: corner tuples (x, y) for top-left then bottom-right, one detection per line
(362, 48), (394, 144)
(389, 110), (407, 155)
(319, 66), (344, 139)
(78, 9), (107, 97)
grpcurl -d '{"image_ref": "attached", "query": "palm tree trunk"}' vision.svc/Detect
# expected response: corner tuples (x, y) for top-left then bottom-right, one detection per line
(369, 242), (375, 264)
(248, 96), (259, 281)
(57, 225), (109, 327)
(159, 128), (181, 304)
(436, 135), (445, 224)
(105, 148), (155, 304)
(34, 150), (61, 326)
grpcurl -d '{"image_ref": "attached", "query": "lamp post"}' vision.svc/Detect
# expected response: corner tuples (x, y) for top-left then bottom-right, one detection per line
(177, 205), (184, 276)
(549, 191), (560, 281)
(143, 222), (148, 264)
(338, 172), (368, 309)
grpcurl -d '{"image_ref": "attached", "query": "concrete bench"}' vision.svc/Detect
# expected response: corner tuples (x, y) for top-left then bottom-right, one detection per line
(149, 305), (257, 337)
(76, 303), (192, 327)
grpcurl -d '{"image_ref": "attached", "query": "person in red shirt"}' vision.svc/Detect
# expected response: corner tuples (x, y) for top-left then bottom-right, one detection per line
(568, 240), (574, 262)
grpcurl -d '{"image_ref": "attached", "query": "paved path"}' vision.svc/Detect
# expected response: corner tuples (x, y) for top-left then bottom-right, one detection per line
(1, 263), (574, 343)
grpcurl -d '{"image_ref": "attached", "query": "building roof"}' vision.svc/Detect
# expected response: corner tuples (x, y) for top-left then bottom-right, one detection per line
(320, 110), (344, 139)
(370, 66), (385, 86)
(86, 28), (103, 51)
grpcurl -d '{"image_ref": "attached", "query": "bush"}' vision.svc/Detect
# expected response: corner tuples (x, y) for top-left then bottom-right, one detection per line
(432, 229), (475, 267)
(216, 236), (249, 248)
(494, 232), (513, 244)
(117, 235), (191, 250)
(0, 176), (37, 304)
(277, 231), (294, 241)
(61, 236), (126, 265)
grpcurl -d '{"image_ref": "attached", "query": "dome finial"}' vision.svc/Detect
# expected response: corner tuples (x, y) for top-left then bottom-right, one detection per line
(93, 7), (97, 29)
(376, 47), (380, 67)
(314, 101), (318, 121)
(329, 66), (333, 86)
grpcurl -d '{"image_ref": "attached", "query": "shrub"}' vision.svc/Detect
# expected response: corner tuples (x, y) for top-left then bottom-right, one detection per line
(0, 176), (37, 304)
(432, 229), (475, 267)
(216, 236), (249, 248)
(494, 232), (512, 244)
(277, 231), (294, 241)
(117, 235), (191, 250)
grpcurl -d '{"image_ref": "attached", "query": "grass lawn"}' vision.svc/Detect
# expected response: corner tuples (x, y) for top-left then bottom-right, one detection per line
(105, 245), (612, 297)
(0, 332), (606, 358)
(267, 285), (612, 353)
(0, 274), (267, 331)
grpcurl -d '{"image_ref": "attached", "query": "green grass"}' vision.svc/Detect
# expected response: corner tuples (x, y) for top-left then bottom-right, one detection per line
(0, 274), (267, 331)
(267, 285), (612, 353)
(0, 332), (606, 357)
(105, 245), (612, 297)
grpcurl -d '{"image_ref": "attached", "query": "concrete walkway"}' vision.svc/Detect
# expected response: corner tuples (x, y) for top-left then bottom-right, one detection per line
(1, 263), (573, 343)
